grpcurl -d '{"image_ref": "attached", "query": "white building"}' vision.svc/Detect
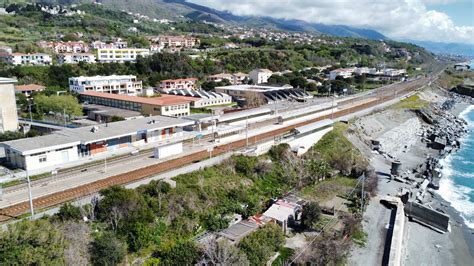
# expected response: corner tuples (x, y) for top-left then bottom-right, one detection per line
(383, 68), (407, 77)
(0, 78), (19, 133)
(96, 48), (150, 63)
(58, 53), (96, 64)
(159, 78), (198, 93)
(1, 115), (194, 173)
(165, 89), (232, 108)
(2, 53), (52, 66)
(69, 75), (143, 96)
(249, 69), (273, 84)
(329, 68), (355, 80)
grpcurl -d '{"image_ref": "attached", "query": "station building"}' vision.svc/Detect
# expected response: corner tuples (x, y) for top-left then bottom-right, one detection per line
(1, 116), (194, 172)
(80, 91), (193, 117)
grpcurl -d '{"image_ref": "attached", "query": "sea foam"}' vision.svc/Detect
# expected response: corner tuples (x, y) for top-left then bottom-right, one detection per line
(438, 105), (474, 229)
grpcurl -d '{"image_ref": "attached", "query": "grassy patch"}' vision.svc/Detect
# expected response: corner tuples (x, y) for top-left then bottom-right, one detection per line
(391, 94), (428, 109)
(352, 226), (368, 247)
(272, 247), (295, 266)
(190, 108), (212, 114)
(301, 176), (358, 202)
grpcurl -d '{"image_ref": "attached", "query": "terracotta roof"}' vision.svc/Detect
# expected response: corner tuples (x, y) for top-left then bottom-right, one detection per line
(15, 84), (46, 92)
(80, 91), (193, 106)
(160, 78), (198, 83)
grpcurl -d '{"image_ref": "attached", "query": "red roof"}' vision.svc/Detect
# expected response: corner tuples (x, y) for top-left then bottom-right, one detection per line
(160, 78), (198, 83)
(81, 91), (193, 106)
(15, 84), (46, 92)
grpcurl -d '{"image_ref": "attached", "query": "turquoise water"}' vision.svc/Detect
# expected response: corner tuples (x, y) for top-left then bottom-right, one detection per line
(439, 106), (474, 228)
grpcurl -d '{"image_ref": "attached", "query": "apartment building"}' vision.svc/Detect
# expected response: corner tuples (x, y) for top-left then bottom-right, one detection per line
(249, 69), (273, 84)
(208, 72), (249, 85)
(80, 91), (192, 117)
(159, 78), (198, 93)
(69, 75), (143, 96)
(329, 68), (356, 80)
(58, 53), (96, 64)
(96, 48), (150, 63)
(38, 41), (89, 53)
(1, 53), (52, 66)
(148, 35), (199, 52)
(0, 78), (19, 133)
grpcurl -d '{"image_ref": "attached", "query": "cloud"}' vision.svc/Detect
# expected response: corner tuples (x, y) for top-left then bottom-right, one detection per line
(188, 0), (474, 44)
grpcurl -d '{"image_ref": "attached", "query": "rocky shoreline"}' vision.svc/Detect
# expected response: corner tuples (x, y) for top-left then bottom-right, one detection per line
(348, 89), (474, 265)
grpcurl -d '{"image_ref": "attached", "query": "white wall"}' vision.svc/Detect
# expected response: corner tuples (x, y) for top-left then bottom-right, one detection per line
(0, 82), (19, 133)
(24, 146), (79, 171)
(153, 142), (183, 159)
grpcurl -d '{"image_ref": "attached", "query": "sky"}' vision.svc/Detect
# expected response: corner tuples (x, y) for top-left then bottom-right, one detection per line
(188, 0), (474, 44)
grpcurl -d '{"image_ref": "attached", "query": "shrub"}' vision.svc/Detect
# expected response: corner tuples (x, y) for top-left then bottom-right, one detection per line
(301, 202), (322, 230)
(90, 231), (127, 266)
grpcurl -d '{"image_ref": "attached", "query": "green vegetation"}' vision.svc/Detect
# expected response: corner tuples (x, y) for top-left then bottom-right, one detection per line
(0, 130), (41, 142)
(34, 94), (83, 117)
(301, 202), (322, 230)
(239, 224), (285, 265)
(90, 231), (127, 266)
(392, 94), (428, 109)
(272, 247), (295, 266)
(0, 119), (376, 264)
(310, 122), (368, 176)
(0, 219), (66, 265)
(437, 69), (474, 89)
(352, 225), (368, 247)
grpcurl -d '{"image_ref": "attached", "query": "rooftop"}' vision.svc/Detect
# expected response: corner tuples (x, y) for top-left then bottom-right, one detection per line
(160, 78), (198, 83)
(215, 84), (293, 92)
(81, 91), (193, 106)
(1, 115), (194, 155)
(15, 84), (46, 92)
(252, 68), (272, 73)
(70, 75), (137, 81)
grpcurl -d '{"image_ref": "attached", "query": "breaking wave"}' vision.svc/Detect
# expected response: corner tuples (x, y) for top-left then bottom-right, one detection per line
(437, 105), (474, 229)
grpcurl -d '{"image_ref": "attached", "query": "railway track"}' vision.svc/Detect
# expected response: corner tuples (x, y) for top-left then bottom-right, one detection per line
(0, 78), (427, 221)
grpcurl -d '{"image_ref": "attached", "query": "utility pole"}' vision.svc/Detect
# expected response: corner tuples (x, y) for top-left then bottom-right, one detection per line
(245, 115), (249, 148)
(361, 172), (365, 211)
(26, 169), (34, 218)
(104, 143), (108, 173)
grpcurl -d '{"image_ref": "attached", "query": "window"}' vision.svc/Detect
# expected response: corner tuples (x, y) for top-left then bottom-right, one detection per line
(39, 155), (47, 163)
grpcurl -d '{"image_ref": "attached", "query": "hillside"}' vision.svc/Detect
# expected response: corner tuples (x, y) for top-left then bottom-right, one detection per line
(27, 0), (387, 40)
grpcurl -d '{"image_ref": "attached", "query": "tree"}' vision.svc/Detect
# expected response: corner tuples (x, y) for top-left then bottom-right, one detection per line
(199, 237), (249, 265)
(0, 219), (66, 265)
(301, 202), (321, 230)
(268, 74), (290, 85)
(269, 143), (291, 161)
(289, 76), (308, 88)
(55, 202), (82, 222)
(34, 94), (83, 117)
(89, 232), (127, 266)
(239, 224), (285, 265)
(97, 186), (154, 232)
(156, 241), (200, 265)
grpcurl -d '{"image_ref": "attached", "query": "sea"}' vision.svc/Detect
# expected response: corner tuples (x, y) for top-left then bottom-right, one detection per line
(439, 106), (474, 228)
(438, 60), (474, 228)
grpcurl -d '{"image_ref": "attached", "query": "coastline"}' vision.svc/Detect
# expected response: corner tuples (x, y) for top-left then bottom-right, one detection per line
(439, 103), (474, 261)
(348, 90), (474, 265)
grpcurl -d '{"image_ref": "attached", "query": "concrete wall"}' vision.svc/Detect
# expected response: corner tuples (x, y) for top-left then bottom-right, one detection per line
(24, 146), (79, 171)
(404, 201), (450, 233)
(153, 142), (183, 159)
(0, 82), (19, 133)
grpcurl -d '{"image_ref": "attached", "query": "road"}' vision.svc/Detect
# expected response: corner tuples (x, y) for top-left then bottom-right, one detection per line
(0, 69), (443, 221)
